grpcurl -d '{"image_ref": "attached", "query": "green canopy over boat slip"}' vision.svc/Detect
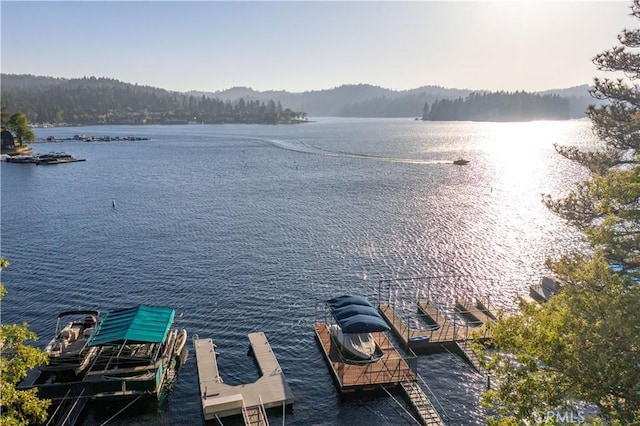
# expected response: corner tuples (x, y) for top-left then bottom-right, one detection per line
(88, 305), (175, 346)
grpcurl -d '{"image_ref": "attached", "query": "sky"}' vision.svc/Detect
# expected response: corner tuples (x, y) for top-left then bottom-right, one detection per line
(0, 1), (636, 93)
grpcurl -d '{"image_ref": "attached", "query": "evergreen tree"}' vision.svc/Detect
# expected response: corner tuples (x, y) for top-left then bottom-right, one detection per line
(545, 0), (640, 275)
(424, 91), (570, 122)
(1, 102), (10, 126)
(481, 2), (640, 424)
(421, 102), (429, 120)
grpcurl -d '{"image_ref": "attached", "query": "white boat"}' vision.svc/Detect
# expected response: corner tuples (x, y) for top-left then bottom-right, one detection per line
(41, 310), (100, 375)
(6, 154), (36, 163)
(329, 325), (381, 361)
(174, 328), (187, 355)
(17, 305), (186, 404)
(325, 295), (389, 363)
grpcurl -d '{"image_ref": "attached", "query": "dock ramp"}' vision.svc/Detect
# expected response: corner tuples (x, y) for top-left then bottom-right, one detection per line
(243, 400), (269, 426)
(400, 380), (445, 426)
(454, 339), (484, 373)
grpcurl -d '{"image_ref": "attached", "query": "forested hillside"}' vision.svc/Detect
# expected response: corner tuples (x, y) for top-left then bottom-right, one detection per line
(338, 92), (449, 117)
(201, 84), (595, 118)
(1, 74), (598, 122)
(1, 74), (305, 125)
(423, 91), (571, 122)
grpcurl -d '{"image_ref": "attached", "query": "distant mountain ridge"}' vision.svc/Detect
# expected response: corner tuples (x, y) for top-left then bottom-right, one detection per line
(2, 73), (598, 120)
(191, 83), (597, 118)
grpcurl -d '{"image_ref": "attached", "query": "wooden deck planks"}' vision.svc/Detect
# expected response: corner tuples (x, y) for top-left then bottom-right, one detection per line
(400, 381), (445, 426)
(416, 300), (447, 327)
(455, 298), (494, 326)
(380, 300), (493, 357)
(380, 303), (460, 347)
(475, 296), (501, 321)
(194, 338), (222, 397)
(248, 332), (281, 375)
(314, 323), (415, 391)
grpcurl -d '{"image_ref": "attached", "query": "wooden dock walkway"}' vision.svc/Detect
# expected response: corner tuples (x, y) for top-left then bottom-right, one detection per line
(475, 296), (501, 321)
(314, 323), (416, 393)
(379, 303), (460, 354)
(379, 301), (490, 365)
(400, 381), (445, 426)
(194, 332), (294, 423)
(455, 298), (494, 326)
(416, 300), (460, 343)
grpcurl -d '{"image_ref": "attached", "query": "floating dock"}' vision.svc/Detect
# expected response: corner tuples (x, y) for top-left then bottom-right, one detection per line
(379, 302), (455, 353)
(475, 296), (501, 321)
(313, 323), (417, 393)
(379, 300), (491, 357)
(194, 332), (294, 424)
(455, 298), (495, 326)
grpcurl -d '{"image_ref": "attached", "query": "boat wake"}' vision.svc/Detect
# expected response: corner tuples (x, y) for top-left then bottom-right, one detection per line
(262, 138), (449, 165)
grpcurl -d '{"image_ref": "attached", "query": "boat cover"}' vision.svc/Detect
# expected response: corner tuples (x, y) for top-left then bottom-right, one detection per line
(332, 304), (380, 321)
(326, 295), (373, 310)
(57, 310), (100, 319)
(87, 305), (175, 346)
(326, 295), (389, 333)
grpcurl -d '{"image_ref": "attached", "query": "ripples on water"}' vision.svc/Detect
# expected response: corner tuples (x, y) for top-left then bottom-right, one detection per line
(1, 118), (595, 425)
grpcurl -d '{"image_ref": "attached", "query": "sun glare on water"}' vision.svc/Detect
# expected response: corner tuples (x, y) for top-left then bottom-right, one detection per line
(482, 120), (574, 193)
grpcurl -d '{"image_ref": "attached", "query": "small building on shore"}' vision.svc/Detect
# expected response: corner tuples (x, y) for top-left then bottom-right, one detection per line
(1, 128), (33, 155)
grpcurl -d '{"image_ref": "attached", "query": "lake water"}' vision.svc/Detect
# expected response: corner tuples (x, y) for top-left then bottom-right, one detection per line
(0, 118), (597, 425)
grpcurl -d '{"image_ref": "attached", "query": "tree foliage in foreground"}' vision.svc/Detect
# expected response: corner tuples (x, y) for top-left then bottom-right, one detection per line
(0, 259), (50, 425)
(481, 1), (640, 424)
(482, 255), (640, 425)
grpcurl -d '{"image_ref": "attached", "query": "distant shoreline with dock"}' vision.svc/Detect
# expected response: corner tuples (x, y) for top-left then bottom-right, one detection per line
(42, 134), (149, 143)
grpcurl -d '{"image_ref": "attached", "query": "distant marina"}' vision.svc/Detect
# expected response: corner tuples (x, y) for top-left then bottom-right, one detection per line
(43, 134), (149, 142)
(4, 152), (85, 164)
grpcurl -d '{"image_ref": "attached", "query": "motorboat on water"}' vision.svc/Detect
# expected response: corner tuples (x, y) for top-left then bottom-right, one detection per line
(82, 305), (186, 400)
(174, 328), (187, 355)
(6, 154), (36, 163)
(18, 305), (187, 403)
(326, 295), (389, 363)
(329, 325), (383, 362)
(41, 310), (100, 375)
(35, 152), (85, 164)
(453, 158), (470, 165)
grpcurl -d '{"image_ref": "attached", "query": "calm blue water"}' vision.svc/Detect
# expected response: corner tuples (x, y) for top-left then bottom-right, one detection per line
(1, 118), (595, 425)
